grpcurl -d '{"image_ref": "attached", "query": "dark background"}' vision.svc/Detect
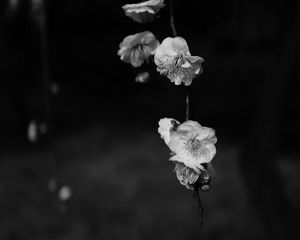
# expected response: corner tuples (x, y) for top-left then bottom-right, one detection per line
(0, 0), (299, 239)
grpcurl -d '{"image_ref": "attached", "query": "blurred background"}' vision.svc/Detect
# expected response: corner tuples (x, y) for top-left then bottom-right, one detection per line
(0, 0), (299, 239)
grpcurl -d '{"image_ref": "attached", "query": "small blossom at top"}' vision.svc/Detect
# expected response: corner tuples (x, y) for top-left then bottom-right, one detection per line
(154, 37), (204, 86)
(158, 118), (217, 190)
(122, 0), (165, 23)
(118, 31), (159, 67)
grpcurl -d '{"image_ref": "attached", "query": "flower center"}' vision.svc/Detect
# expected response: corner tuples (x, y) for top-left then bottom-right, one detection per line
(174, 55), (186, 66)
(189, 138), (202, 150)
(186, 138), (204, 157)
(133, 44), (145, 56)
(163, 55), (195, 85)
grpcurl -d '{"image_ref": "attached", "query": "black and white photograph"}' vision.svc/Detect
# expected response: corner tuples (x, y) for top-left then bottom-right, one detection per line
(0, 0), (299, 239)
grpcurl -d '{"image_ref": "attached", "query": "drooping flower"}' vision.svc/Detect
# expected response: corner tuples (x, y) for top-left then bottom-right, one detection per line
(158, 118), (217, 190)
(154, 37), (204, 86)
(174, 162), (199, 190)
(122, 0), (165, 23)
(118, 31), (160, 67)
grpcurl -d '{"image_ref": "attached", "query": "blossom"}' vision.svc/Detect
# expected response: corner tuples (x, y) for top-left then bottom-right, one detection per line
(122, 0), (165, 23)
(174, 162), (199, 190)
(154, 37), (204, 86)
(118, 31), (159, 67)
(158, 118), (217, 189)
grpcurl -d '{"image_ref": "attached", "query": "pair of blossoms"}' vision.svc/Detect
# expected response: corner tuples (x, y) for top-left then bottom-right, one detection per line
(118, 32), (204, 86)
(119, 0), (217, 191)
(119, 0), (203, 86)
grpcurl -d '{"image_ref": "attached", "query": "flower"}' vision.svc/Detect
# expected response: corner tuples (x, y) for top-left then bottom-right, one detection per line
(154, 37), (204, 86)
(118, 31), (159, 67)
(122, 0), (165, 23)
(158, 118), (217, 189)
(174, 162), (199, 190)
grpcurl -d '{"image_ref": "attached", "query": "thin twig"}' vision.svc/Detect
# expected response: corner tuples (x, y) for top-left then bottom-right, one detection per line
(169, 1), (191, 121)
(169, 0), (177, 37)
(193, 186), (204, 226)
(39, 0), (51, 123)
(185, 88), (190, 121)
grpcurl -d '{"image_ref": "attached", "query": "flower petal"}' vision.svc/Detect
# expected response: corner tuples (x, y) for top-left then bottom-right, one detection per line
(171, 37), (190, 55)
(181, 61), (191, 68)
(177, 120), (202, 138)
(158, 118), (180, 145)
(186, 55), (204, 63)
(196, 142), (216, 164)
(195, 126), (217, 142)
(154, 38), (178, 65)
(170, 154), (204, 173)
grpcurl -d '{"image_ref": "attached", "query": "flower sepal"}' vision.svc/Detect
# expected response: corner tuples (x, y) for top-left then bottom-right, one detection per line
(192, 162), (215, 192)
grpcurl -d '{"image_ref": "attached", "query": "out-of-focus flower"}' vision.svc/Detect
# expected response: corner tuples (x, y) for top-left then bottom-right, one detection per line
(58, 185), (72, 201)
(28, 120), (38, 142)
(27, 120), (48, 142)
(154, 37), (204, 86)
(50, 82), (60, 95)
(158, 118), (217, 190)
(122, 0), (165, 23)
(30, 0), (44, 27)
(8, 0), (20, 11)
(118, 31), (159, 67)
(48, 179), (58, 192)
(135, 71), (150, 83)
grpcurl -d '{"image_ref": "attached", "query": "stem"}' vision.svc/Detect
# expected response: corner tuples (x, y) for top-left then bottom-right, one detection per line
(169, 0), (177, 37)
(193, 187), (204, 226)
(185, 87), (190, 121)
(39, 0), (51, 125)
(169, 1), (191, 121)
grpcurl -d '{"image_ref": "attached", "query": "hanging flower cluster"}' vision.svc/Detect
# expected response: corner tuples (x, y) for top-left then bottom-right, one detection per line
(118, 0), (204, 86)
(158, 118), (216, 190)
(119, 0), (217, 223)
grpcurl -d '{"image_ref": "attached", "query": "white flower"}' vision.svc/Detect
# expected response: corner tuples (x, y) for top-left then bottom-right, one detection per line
(122, 0), (165, 23)
(118, 31), (159, 67)
(158, 118), (217, 189)
(154, 37), (204, 86)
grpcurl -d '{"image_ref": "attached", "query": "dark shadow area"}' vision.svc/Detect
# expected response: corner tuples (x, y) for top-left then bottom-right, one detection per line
(0, 0), (299, 239)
